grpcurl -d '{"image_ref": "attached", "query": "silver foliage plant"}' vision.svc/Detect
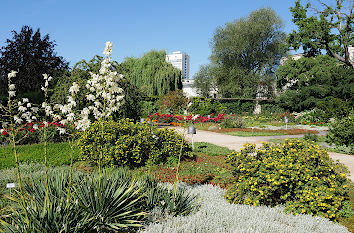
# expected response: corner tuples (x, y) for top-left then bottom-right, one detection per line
(141, 184), (350, 233)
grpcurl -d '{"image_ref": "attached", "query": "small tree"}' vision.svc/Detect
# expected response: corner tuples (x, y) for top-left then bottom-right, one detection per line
(0, 26), (68, 97)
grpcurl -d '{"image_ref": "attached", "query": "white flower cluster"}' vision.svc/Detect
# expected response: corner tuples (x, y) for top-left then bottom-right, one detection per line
(77, 41), (123, 131)
(14, 98), (38, 125)
(47, 42), (124, 133)
(7, 71), (17, 97)
(1, 71), (38, 130)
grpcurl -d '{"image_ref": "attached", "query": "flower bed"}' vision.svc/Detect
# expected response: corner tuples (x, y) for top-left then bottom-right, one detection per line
(148, 113), (226, 125)
(215, 128), (319, 135)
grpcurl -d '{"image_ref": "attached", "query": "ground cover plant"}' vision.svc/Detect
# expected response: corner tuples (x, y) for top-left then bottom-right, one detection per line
(141, 142), (234, 189)
(225, 140), (351, 222)
(141, 184), (350, 233)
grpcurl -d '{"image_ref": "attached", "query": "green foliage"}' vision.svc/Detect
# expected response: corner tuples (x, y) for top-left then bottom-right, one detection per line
(296, 108), (329, 124)
(0, 25), (68, 96)
(221, 101), (255, 114)
(158, 90), (188, 114)
(276, 55), (354, 112)
(316, 96), (352, 120)
(288, 0), (354, 67)
(121, 50), (182, 96)
(192, 64), (217, 98)
(225, 140), (351, 221)
(210, 8), (286, 98)
(0, 142), (80, 170)
(189, 99), (225, 116)
(1, 168), (200, 232)
(78, 118), (192, 168)
(141, 100), (159, 118)
(327, 116), (354, 148)
(220, 115), (245, 129)
(261, 103), (284, 114)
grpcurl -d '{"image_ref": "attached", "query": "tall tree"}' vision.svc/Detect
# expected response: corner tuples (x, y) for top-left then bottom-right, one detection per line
(121, 50), (182, 96)
(192, 64), (217, 98)
(288, 0), (354, 67)
(276, 55), (354, 112)
(0, 26), (68, 96)
(210, 8), (286, 98)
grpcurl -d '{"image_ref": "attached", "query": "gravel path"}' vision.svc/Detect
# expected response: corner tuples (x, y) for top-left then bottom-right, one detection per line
(173, 127), (354, 182)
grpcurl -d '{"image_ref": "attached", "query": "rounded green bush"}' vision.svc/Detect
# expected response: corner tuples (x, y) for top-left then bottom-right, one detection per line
(327, 116), (354, 148)
(225, 140), (351, 221)
(77, 118), (192, 168)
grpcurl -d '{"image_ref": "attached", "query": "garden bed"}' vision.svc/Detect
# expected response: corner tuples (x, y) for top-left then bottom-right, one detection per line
(215, 128), (319, 135)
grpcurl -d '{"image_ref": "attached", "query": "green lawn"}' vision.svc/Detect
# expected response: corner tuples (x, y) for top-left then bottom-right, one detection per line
(193, 142), (234, 156)
(224, 131), (286, 137)
(0, 142), (80, 170)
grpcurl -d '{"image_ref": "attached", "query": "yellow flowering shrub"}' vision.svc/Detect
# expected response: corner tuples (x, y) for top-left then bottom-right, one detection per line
(78, 118), (192, 168)
(225, 139), (351, 221)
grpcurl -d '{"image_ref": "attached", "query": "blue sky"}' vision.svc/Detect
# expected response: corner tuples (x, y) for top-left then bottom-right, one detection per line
(1, 0), (300, 77)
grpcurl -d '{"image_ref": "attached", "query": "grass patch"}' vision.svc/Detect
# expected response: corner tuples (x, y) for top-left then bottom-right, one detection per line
(193, 142), (234, 156)
(0, 142), (80, 170)
(224, 131), (285, 136)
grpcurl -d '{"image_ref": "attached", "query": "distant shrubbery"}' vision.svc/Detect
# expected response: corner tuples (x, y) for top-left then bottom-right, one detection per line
(78, 118), (192, 168)
(189, 98), (225, 116)
(225, 140), (351, 221)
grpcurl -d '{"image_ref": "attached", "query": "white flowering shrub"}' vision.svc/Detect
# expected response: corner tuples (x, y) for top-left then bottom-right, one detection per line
(141, 184), (350, 233)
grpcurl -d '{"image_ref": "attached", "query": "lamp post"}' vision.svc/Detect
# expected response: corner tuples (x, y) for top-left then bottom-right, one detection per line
(187, 125), (196, 150)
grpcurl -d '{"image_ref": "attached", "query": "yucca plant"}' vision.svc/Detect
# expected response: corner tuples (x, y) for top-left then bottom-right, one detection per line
(0, 169), (146, 233)
(74, 172), (146, 232)
(0, 170), (83, 232)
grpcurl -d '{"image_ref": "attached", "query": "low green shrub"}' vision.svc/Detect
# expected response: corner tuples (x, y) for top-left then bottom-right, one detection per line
(78, 118), (192, 168)
(220, 115), (245, 128)
(225, 140), (351, 221)
(296, 108), (329, 124)
(327, 116), (354, 149)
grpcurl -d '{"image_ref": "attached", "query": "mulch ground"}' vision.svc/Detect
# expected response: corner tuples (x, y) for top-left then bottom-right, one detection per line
(215, 128), (319, 135)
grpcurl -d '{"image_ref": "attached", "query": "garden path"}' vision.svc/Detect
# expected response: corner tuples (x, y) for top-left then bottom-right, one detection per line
(173, 127), (354, 182)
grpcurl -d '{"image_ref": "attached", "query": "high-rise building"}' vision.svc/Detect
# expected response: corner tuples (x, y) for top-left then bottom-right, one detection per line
(166, 51), (190, 80)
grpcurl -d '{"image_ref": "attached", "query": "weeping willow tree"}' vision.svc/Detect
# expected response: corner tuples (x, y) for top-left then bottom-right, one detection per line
(121, 50), (182, 96)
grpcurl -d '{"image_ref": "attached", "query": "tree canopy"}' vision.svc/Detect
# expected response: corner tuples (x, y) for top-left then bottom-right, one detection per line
(121, 50), (182, 96)
(276, 55), (354, 112)
(192, 64), (217, 98)
(209, 8), (287, 98)
(288, 0), (354, 67)
(0, 25), (68, 96)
